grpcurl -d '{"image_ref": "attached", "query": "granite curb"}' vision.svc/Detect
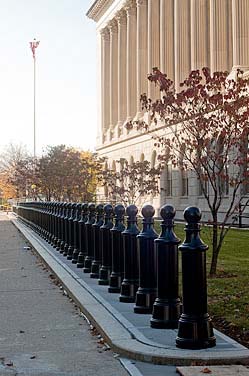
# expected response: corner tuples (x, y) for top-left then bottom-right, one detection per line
(11, 216), (249, 366)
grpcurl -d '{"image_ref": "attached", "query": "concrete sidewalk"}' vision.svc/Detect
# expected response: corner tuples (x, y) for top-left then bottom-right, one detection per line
(10, 213), (249, 369)
(0, 213), (129, 376)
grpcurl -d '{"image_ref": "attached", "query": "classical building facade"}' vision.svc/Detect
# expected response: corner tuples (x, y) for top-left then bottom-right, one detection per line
(87, 0), (249, 220)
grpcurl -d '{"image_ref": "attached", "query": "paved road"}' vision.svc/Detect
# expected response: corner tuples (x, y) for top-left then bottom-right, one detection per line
(0, 213), (129, 376)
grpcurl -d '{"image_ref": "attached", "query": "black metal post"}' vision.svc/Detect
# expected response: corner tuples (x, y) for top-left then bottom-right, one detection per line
(150, 205), (181, 329)
(98, 204), (113, 285)
(59, 202), (67, 253)
(108, 204), (125, 293)
(134, 204), (158, 314)
(56, 202), (64, 251)
(52, 202), (60, 248)
(83, 203), (96, 273)
(72, 203), (82, 263)
(90, 204), (104, 278)
(119, 205), (140, 303)
(67, 203), (77, 260)
(76, 203), (88, 268)
(63, 202), (71, 256)
(176, 206), (216, 349)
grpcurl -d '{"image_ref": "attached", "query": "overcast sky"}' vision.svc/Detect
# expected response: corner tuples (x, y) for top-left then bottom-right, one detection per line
(0, 0), (97, 155)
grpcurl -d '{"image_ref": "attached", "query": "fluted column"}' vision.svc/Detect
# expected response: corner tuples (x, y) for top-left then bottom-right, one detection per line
(117, 10), (127, 133)
(174, 0), (191, 91)
(232, 0), (249, 72)
(125, 1), (137, 123)
(109, 21), (118, 132)
(210, 0), (232, 72)
(100, 29), (110, 137)
(148, 0), (160, 100)
(191, 0), (209, 69)
(136, 0), (148, 119)
(160, 0), (174, 80)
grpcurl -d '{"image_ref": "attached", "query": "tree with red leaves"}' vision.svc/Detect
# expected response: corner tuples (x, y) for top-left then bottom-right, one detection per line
(129, 67), (249, 276)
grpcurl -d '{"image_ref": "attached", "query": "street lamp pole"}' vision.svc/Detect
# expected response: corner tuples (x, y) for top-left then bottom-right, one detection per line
(29, 38), (40, 159)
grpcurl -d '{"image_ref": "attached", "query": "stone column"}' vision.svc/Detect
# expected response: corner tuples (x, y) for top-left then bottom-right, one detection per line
(160, 0), (174, 80)
(117, 10), (127, 135)
(231, 0), (249, 72)
(136, 0), (148, 119)
(191, 0), (209, 69)
(210, 0), (233, 72)
(174, 0), (191, 91)
(125, 0), (137, 124)
(108, 20), (118, 134)
(148, 0), (160, 100)
(100, 28), (110, 139)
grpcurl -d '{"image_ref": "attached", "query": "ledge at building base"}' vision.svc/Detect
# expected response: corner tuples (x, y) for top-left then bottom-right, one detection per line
(11, 215), (249, 366)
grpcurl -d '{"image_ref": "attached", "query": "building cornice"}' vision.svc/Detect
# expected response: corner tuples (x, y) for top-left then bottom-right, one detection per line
(86, 0), (116, 22)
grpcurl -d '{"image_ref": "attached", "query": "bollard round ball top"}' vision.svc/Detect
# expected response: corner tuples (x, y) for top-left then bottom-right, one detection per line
(126, 204), (138, 218)
(184, 206), (201, 223)
(114, 204), (125, 217)
(96, 203), (104, 213)
(141, 204), (155, 218)
(104, 203), (113, 215)
(160, 204), (176, 220)
(82, 203), (88, 211)
(88, 203), (95, 212)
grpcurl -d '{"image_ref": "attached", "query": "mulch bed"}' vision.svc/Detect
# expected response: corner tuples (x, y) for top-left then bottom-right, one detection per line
(212, 316), (249, 349)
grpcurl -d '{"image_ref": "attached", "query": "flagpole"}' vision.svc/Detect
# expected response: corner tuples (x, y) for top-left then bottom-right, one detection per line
(29, 38), (40, 159)
(33, 52), (36, 159)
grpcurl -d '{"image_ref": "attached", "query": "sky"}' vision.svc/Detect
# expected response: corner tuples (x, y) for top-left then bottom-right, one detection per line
(0, 0), (97, 156)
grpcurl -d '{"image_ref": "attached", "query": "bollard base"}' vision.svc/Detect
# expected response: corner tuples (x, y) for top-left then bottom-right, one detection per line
(98, 266), (110, 285)
(83, 257), (93, 273)
(63, 245), (69, 257)
(66, 246), (74, 260)
(119, 280), (138, 303)
(134, 288), (157, 314)
(90, 261), (100, 278)
(59, 242), (64, 254)
(108, 274), (122, 293)
(83, 267), (91, 273)
(150, 298), (181, 329)
(176, 313), (216, 349)
(72, 249), (79, 264)
(98, 267), (110, 285)
(76, 253), (85, 268)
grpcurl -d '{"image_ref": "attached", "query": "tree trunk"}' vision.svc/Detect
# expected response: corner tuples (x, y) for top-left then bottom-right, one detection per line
(210, 217), (218, 277)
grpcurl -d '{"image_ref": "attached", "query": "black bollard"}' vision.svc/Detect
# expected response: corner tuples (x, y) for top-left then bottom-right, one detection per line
(67, 203), (77, 260)
(150, 205), (181, 329)
(56, 202), (64, 251)
(76, 203), (88, 268)
(53, 202), (60, 248)
(98, 204), (113, 285)
(59, 202), (67, 253)
(90, 204), (104, 278)
(176, 207), (216, 349)
(83, 203), (96, 273)
(134, 204), (158, 314)
(63, 202), (72, 256)
(48, 202), (54, 244)
(72, 203), (82, 263)
(119, 205), (140, 303)
(108, 204), (126, 293)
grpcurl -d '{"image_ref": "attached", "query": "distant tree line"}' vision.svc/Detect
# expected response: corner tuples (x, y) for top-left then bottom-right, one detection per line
(0, 144), (103, 202)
